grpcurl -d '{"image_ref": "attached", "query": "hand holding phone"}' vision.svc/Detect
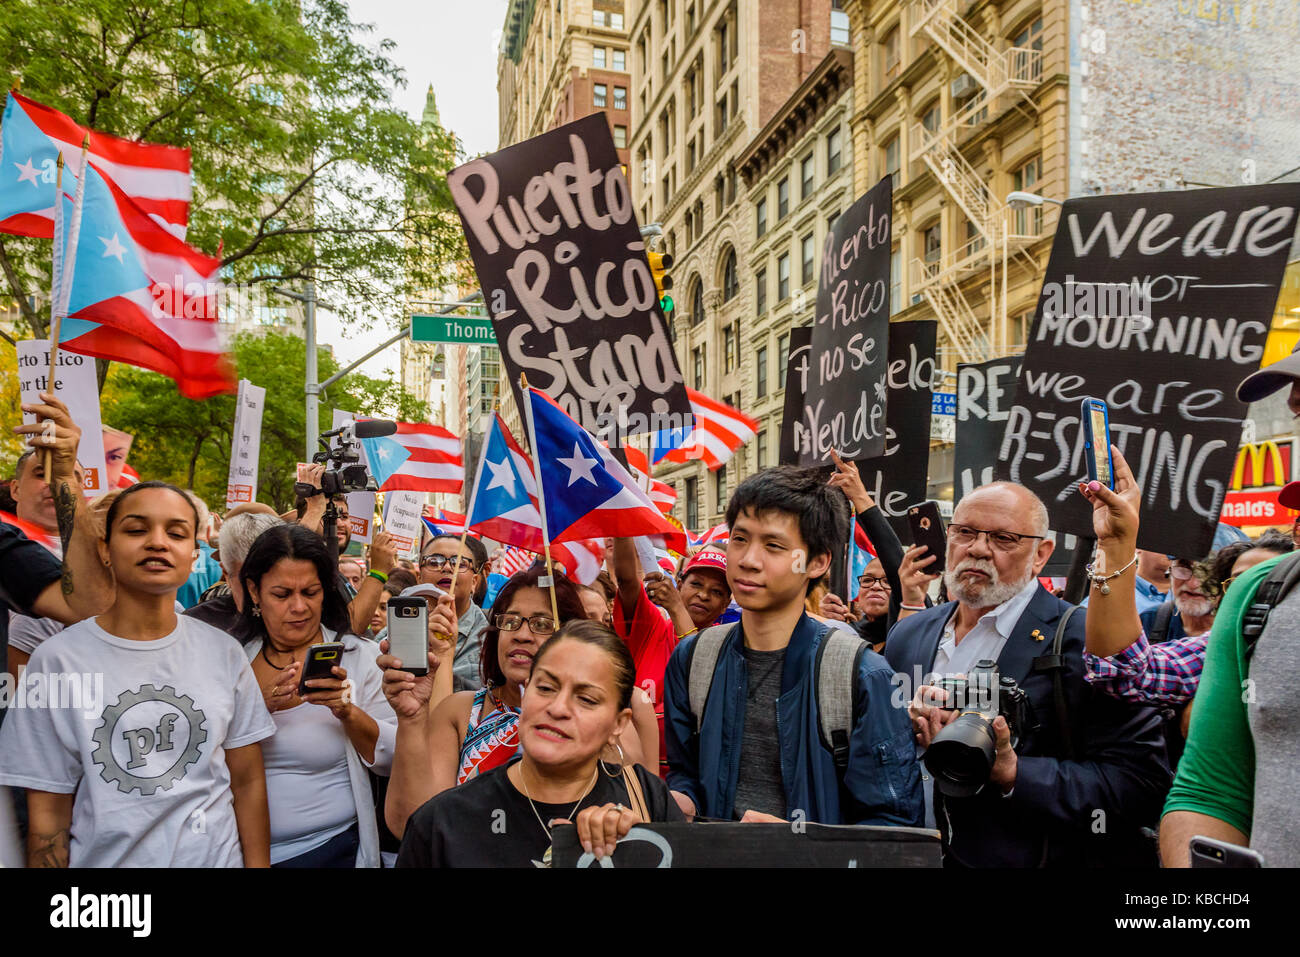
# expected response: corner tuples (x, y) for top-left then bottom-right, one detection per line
(1081, 397), (1115, 490)
(907, 501), (947, 576)
(387, 596), (430, 677)
(297, 641), (346, 696)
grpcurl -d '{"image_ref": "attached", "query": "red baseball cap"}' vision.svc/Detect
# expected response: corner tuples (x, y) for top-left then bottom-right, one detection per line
(1279, 481), (1300, 512)
(682, 549), (727, 580)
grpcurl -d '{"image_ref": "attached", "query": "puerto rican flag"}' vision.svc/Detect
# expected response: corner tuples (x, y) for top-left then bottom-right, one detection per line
(652, 389), (759, 471)
(421, 507), (472, 537)
(0, 510), (59, 553)
(622, 445), (676, 514)
(361, 422), (464, 495)
(496, 545), (538, 578)
(690, 522), (729, 548)
(0, 92), (191, 239)
(58, 161), (233, 399)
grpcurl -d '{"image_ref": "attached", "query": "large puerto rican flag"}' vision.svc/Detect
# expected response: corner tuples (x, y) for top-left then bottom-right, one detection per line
(360, 422), (464, 495)
(652, 388), (759, 471)
(0, 92), (191, 238)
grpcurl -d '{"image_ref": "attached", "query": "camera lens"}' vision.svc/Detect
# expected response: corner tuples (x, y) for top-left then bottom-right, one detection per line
(925, 712), (998, 797)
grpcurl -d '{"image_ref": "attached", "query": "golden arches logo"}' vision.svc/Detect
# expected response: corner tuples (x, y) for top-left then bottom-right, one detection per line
(1231, 441), (1288, 491)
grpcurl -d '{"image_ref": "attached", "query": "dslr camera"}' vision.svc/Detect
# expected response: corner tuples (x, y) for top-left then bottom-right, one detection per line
(294, 420), (392, 501)
(924, 659), (1034, 797)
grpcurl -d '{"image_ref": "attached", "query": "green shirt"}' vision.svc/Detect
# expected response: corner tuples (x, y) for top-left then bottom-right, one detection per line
(1161, 553), (1283, 836)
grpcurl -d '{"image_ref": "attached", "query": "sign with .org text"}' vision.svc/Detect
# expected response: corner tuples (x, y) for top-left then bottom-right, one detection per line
(225, 379), (266, 510)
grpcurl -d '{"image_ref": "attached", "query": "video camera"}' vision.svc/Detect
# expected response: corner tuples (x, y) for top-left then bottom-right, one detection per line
(293, 419), (395, 501)
(924, 660), (1034, 798)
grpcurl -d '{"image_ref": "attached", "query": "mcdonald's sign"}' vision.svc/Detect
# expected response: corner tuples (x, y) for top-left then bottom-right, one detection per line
(1230, 439), (1294, 491)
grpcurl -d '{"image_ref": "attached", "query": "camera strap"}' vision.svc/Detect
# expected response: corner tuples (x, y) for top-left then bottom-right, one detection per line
(1029, 604), (1078, 762)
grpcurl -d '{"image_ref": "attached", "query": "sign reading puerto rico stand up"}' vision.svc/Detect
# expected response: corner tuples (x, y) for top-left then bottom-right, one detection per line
(446, 114), (691, 442)
(996, 184), (1300, 559)
(798, 176), (893, 465)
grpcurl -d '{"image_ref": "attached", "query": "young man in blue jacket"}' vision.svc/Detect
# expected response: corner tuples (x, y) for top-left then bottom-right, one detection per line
(663, 466), (924, 826)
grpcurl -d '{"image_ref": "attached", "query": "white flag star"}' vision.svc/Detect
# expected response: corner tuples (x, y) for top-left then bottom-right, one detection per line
(99, 233), (127, 263)
(558, 442), (599, 486)
(14, 157), (39, 186)
(485, 457), (516, 497)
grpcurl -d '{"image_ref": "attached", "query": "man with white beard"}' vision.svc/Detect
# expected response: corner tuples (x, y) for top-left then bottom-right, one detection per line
(885, 481), (1170, 867)
(1137, 557), (1216, 646)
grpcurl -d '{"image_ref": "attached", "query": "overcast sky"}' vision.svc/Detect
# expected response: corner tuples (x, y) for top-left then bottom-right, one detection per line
(318, 0), (506, 376)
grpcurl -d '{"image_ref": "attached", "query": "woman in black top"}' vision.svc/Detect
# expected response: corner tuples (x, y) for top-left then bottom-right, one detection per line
(397, 619), (683, 867)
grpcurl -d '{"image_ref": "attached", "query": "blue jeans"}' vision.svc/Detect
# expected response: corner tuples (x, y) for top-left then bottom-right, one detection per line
(272, 823), (359, 868)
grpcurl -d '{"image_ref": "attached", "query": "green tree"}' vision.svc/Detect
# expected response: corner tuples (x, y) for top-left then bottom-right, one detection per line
(100, 330), (427, 511)
(0, 0), (465, 350)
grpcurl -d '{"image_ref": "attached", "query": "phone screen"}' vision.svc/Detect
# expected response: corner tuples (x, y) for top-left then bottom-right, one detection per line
(1089, 404), (1111, 486)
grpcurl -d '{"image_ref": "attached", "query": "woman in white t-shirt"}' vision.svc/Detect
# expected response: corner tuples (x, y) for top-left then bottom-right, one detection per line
(0, 481), (275, 867)
(238, 523), (403, 867)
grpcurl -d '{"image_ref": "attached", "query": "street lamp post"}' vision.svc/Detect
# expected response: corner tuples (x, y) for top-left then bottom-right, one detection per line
(272, 276), (319, 460)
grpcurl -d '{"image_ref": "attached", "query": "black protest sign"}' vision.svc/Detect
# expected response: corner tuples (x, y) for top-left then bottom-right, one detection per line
(552, 822), (941, 868)
(855, 320), (937, 539)
(996, 184), (1300, 558)
(798, 176), (893, 464)
(779, 325), (813, 465)
(446, 113), (692, 441)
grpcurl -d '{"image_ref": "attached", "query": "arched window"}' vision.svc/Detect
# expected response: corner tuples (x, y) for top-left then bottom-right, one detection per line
(690, 277), (705, 327)
(722, 248), (738, 301)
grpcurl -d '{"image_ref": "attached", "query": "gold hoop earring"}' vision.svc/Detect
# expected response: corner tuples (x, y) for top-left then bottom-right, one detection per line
(601, 740), (626, 777)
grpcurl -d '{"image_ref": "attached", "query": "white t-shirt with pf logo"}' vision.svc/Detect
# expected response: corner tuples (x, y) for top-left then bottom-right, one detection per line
(0, 615), (275, 867)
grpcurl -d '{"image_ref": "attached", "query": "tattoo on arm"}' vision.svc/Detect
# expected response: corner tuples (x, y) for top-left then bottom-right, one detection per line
(53, 479), (78, 597)
(29, 828), (70, 868)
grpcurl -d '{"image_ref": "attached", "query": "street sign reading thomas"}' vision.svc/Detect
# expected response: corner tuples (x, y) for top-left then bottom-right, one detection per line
(410, 314), (497, 345)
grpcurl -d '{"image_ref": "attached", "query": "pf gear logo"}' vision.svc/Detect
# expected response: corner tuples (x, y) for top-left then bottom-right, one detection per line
(91, 684), (208, 795)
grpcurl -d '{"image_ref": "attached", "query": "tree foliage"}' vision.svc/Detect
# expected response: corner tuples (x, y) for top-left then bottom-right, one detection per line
(98, 330), (428, 511)
(0, 0), (465, 344)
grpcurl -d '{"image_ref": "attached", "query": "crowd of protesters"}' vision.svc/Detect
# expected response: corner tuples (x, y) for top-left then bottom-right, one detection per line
(1, 349), (1298, 868)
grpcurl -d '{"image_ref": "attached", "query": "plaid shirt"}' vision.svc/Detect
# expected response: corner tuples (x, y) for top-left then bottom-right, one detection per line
(1085, 629), (1207, 705)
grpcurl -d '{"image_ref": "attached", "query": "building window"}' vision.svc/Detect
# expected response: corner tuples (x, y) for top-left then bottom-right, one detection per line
(755, 268), (767, 315)
(884, 136), (900, 190)
(778, 332), (790, 389)
(714, 464), (727, 513)
(593, 47), (606, 68)
(724, 324), (737, 373)
(827, 209), (839, 233)
(966, 217), (986, 254)
(613, 49), (625, 71)
(756, 198), (767, 238)
(923, 222), (942, 263)
(777, 177), (789, 219)
(831, 1), (850, 45)
(801, 232), (815, 286)
(827, 127), (842, 175)
(1011, 308), (1036, 349)
(613, 125), (627, 148)
(756, 429), (768, 468)
(1013, 155), (1043, 235)
(691, 278), (705, 327)
(686, 477), (699, 530)
(593, 83), (607, 107)
(722, 249), (738, 301)
(611, 11), (624, 29)
(717, 18), (730, 74)
(613, 86), (627, 110)
(756, 345), (768, 397)
(801, 153), (815, 200)
(890, 247), (901, 314)
(883, 26), (900, 81)
(921, 100), (941, 136)
(778, 253), (790, 301)
(693, 344), (707, 389)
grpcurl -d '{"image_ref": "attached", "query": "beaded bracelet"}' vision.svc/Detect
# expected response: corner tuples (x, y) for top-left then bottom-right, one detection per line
(1084, 553), (1138, 595)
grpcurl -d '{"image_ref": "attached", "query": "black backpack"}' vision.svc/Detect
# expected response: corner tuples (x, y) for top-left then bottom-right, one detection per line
(1239, 551), (1300, 665)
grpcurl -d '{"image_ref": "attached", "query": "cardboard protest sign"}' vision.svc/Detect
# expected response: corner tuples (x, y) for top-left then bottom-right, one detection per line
(225, 379), (265, 510)
(17, 339), (108, 494)
(798, 177), (893, 465)
(996, 184), (1300, 558)
(382, 490), (424, 560)
(779, 326), (814, 465)
(447, 113), (692, 442)
(552, 822), (941, 868)
(853, 320), (937, 539)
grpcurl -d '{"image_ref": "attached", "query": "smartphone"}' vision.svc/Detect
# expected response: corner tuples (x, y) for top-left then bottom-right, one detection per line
(907, 501), (947, 575)
(1081, 397), (1115, 490)
(1189, 835), (1264, 868)
(386, 595), (429, 677)
(297, 641), (346, 696)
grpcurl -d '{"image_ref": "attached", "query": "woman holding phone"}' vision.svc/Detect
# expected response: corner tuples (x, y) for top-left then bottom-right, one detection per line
(396, 619), (684, 867)
(0, 482), (274, 867)
(240, 523), (399, 867)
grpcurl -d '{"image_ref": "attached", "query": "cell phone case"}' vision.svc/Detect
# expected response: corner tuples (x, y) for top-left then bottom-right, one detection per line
(387, 597), (429, 677)
(907, 501), (947, 574)
(297, 641), (346, 696)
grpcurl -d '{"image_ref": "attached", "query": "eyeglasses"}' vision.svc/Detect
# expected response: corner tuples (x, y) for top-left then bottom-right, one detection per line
(494, 613), (557, 635)
(1165, 564), (1195, 581)
(420, 554), (476, 571)
(858, 576), (891, 591)
(946, 524), (1045, 551)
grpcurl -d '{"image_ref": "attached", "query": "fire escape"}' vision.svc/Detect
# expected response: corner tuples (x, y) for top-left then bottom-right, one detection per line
(907, 0), (1042, 361)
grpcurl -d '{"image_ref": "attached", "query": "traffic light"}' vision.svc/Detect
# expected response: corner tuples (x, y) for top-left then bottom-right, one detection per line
(647, 250), (674, 318)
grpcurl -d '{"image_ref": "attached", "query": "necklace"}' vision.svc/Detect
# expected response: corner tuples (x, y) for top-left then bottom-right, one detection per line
(519, 761), (598, 868)
(260, 642), (293, 671)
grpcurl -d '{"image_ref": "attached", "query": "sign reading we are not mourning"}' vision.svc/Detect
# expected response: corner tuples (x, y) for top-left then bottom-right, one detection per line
(447, 114), (691, 441)
(997, 184), (1300, 558)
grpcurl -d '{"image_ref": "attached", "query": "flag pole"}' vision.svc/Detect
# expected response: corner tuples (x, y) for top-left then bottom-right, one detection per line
(520, 373), (561, 624)
(43, 152), (66, 481)
(456, 409), (493, 586)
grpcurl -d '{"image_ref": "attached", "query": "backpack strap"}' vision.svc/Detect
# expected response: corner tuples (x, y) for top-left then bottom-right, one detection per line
(1241, 551), (1300, 666)
(813, 628), (869, 777)
(1149, 600), (1175, 645)
(686, 624), (736, 732)
(1029, 603), (1079, 762)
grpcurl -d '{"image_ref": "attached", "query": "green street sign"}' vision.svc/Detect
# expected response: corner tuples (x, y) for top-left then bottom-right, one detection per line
(410, 314), (497, 345)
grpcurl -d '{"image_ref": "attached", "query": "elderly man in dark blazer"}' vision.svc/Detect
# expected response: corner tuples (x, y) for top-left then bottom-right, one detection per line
(885, 481), (1171, 867)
